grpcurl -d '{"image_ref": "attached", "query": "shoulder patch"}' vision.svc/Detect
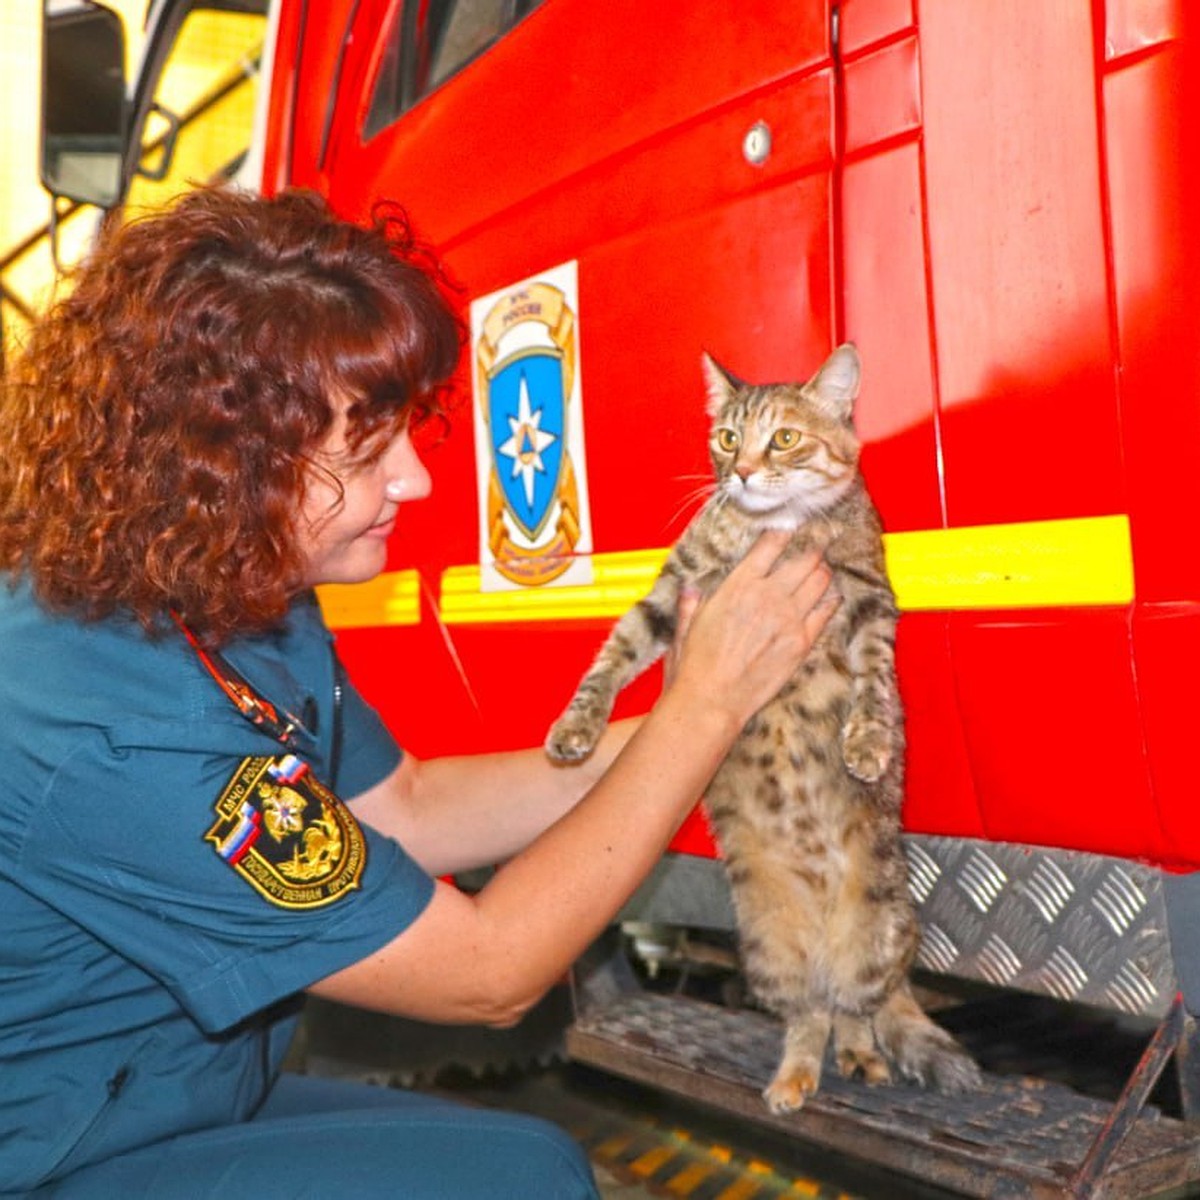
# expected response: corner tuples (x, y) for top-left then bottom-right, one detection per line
(206, 756), (367, 909)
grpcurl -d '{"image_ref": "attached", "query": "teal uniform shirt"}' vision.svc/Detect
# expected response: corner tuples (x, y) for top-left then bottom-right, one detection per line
(0, 582), (436, 1193)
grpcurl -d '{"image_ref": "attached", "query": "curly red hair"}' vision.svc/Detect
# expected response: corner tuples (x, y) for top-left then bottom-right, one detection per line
(0, 187), (462, 646)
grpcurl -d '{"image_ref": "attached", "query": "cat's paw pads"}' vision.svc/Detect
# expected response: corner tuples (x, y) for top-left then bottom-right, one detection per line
(841, 720), (891, 782)
(762, 1067), (819, 1114)
(545, 716), (602, 763)
(835, 1047), (891, 1086)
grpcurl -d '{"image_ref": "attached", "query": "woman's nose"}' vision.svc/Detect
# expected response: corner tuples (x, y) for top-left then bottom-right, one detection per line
(385, 434), (432, 502)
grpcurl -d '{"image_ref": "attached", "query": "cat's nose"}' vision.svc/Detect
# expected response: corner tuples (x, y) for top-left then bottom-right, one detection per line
(736, 463), (754, 481)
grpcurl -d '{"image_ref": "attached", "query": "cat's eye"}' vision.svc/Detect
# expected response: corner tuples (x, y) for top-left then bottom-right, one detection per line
(714, 428), (741, 453)
(770, 428), (802, 451)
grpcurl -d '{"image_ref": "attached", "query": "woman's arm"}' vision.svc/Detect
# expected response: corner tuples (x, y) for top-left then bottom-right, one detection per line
(310, 532), (836, 1026)
(347, 718), (641, 877)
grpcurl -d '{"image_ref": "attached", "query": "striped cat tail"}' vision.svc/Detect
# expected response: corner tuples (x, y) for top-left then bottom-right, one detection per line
(871, 982), (982, 1094)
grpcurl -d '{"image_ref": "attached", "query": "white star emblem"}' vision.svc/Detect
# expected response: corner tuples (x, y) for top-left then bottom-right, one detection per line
(497, 372), (557, 509)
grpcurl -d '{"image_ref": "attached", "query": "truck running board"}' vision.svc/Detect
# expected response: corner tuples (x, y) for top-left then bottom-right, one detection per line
(566, 990), (1200, 1199)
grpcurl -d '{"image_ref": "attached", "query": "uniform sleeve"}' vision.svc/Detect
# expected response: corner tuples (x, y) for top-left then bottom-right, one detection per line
(335, 669), (404, 799)
(17, 729), (435, 1034)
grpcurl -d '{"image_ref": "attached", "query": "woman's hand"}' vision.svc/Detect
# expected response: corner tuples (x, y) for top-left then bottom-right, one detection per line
(667, 530), (837, 729)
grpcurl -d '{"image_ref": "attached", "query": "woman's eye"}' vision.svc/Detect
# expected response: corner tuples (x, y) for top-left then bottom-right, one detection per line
(715, 428), (740, 452)
(770, 428), (801, 450)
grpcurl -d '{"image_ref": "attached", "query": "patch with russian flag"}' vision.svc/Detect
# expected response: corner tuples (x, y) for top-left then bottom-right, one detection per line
(206, 756), (366, 909)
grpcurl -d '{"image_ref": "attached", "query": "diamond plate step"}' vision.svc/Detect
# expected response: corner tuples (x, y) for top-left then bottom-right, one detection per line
(905, 838), (1176, 1017)
(566, 991), (1200, 1199)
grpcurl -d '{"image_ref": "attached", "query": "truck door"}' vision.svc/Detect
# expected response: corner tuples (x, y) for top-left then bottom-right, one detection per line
(311, 1), (860, 840)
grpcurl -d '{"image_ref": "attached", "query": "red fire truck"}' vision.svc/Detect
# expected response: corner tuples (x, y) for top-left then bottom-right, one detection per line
(39, 2), (1200, 1194)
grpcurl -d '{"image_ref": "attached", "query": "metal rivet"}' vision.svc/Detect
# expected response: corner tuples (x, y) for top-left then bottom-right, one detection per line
(742, 121), (772, 166)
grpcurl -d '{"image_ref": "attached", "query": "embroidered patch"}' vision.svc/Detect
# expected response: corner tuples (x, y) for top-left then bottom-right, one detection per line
(206, 756), (367, 909)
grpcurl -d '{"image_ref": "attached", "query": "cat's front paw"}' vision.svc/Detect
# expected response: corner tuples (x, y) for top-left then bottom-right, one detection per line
(841, 719), (892, 782)
(545, 712), (603, 763)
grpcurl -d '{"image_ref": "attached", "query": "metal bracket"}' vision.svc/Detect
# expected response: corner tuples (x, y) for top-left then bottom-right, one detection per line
(1069, 993), (1188, 1197)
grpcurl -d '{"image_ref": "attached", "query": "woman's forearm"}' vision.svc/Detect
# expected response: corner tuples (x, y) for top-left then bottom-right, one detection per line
(350, 718), (641, 875)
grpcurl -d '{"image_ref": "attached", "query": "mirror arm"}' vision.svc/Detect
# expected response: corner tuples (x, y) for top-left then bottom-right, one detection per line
(135, 101), (183, 182)
(47, 196), (65, 278)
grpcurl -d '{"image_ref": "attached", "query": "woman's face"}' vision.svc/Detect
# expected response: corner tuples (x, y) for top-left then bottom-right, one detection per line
(298, 409), (432, 587)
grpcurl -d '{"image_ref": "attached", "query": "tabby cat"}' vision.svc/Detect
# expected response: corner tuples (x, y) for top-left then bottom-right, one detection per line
(545, 345), (979, 1112)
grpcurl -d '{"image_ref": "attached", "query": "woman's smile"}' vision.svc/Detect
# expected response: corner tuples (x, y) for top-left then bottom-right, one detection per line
(298, 420), (431, 586)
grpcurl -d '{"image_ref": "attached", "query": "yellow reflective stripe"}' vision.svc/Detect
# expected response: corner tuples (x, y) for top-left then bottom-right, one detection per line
(316, 515), (1134, 630)
(315, 569), (421, 628)
(440, 548), (669, 624)
(439, 514), (1133, 623)
(885, 513), (1133, 610)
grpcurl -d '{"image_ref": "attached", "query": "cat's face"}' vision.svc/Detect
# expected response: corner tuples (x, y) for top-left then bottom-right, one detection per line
(704, 345), (862, 529)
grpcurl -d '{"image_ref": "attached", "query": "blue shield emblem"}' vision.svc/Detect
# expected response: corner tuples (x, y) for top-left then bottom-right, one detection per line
(488, 350), (565, 540)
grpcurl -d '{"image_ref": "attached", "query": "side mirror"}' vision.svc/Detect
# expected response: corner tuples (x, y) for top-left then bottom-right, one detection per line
(40, 0), (129, 209)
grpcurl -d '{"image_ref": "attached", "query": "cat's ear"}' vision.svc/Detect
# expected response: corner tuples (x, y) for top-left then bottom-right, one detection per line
(701, 353), (741, 417)
(809, 343), (861, 420)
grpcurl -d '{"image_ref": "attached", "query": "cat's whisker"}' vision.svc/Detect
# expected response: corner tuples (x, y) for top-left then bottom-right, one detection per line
(664, 483), (716, 531)
(709, 487), (736, 516)
(673, 481), (717, 510)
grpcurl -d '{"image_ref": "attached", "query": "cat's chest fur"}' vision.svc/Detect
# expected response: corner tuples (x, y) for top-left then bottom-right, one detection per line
(673, 494), (879, 681)
(681, 496), (894, 851)
(674, 501), (832, 589)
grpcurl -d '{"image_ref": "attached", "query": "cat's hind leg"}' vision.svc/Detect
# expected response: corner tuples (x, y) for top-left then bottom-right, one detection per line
(728, 849), (832, 1112)
(723, 850), (830, 1112)
(764, 1010), (832, 1114)
(832, 1012), (890, 1085)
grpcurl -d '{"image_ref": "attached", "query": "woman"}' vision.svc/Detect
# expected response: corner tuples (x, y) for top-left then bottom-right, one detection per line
(0, 187), (835, 1197)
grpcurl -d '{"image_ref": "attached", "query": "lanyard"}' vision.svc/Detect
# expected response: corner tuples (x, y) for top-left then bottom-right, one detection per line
(173, 614), (312, 750)
(174, 613), (345, 786)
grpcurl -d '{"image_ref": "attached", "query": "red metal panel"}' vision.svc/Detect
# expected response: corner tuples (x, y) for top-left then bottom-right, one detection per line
(1103, 40), (1200, 605)
(328, 0), (832, 240)
(1132, 605), (1200, 868)
(948, 609), (1162, 861)
(265, 0), (371, 192)
(338, 610), (666, 759)
(841, 143), (941, 534)
(436, 67), (834, 293)
(896, 615), (985, 839)
(918, 4), (1125, 528)
(842, 34), (920, 158)
(839, 45), (965, 842)
(670, 807), (719, 859)
(577, 181), (834, 556)
(1105, 0), (1185, 60)
(838, 0), (914, 57)
(326, 0), (841, 572)
(258, 0), (303, 193)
